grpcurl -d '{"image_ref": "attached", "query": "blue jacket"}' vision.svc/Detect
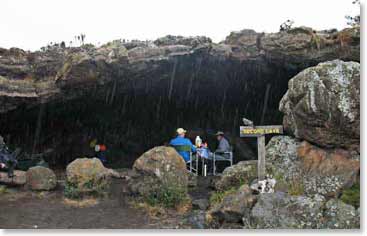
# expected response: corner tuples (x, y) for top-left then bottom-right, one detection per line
(169, 136), (196, 162)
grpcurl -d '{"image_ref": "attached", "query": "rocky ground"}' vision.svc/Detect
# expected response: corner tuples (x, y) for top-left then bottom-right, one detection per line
(0, 178), (152, 229)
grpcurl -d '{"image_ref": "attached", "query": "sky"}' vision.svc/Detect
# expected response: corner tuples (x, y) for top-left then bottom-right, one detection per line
(0, 0), (361, 51)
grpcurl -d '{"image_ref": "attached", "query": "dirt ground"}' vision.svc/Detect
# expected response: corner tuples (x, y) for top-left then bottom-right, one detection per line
(0, 176), (212, 229)
(0, 179), (182, 229)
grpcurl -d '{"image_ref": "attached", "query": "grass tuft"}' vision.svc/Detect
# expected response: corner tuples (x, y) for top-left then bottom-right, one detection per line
(145, 183), (189, 209)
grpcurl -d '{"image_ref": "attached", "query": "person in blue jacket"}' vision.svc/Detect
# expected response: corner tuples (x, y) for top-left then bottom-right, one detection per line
(169, 128), (196, 162)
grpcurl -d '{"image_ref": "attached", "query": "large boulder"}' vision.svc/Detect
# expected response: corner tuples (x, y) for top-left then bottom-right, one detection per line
(65, 158), (110, 198)
(267, 136), (359, 197)
(26, 166), (57, 191)
(249, 192), (325, 229)
(0, 170), (26, 186)
(208, 185), (256, 225)
(279, 60), (360, 150)
(214, 160), (257, 191)
(249, 192), (359, 229)
(128, 146), (189, 200)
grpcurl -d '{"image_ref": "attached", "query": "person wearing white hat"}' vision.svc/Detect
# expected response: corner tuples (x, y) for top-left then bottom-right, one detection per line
(176, 128), (186, 135)
(169, 128), (196, 162)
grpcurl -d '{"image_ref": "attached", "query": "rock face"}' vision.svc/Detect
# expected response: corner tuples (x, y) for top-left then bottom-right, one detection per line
(65, 158), (110, 197)
(249, 192), (325, 229)
(267, 136), (359, 197)
(208, 185), (256, 225)
(297, 141), (359, 196)
(26, 166), (57, 190)
(0, 27), (359, 115)
(128, 146), (188, 198)
(154, 35), (212, 47)
(214, 160), (257, 191)
(224, 27), (359, 63)
(280, 59), (360, 150)
(265, 135), (301, 191)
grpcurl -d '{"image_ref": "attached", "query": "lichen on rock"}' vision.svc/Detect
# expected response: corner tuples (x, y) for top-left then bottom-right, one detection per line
(65, 158), (110, 198)
(279, 59), (360, 150)
(127, 146), (190, 208)
(26, 166), (57, 191)
(214, 160), (257, 191)
(266, 136), (359, 197)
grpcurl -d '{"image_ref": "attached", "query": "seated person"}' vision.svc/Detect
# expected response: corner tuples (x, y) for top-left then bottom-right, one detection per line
(94, 143), (107, 164)
(197, 141), (213, 175)
(197, 141), (210, 159)
(169, 128), (196, 162)
(214, 131), (231, 158)
(0, 136), (17, 177)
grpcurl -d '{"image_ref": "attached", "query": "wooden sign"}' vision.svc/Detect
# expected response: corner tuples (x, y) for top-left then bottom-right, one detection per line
(240, 121), (283, 181)
(240, 125), (283, 137)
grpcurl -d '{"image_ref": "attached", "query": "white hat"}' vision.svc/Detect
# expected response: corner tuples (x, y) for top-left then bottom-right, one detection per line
(176, 128), (187, 135)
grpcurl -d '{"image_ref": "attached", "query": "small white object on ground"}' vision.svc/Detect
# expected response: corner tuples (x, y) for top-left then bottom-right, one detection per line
(251, 175), (276, 193)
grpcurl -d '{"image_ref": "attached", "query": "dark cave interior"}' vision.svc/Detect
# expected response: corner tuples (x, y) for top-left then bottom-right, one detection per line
(0, 55), (310, 168)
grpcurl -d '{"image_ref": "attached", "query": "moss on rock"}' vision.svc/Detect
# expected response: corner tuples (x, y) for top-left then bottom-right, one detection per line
(340, 183), (360, 208)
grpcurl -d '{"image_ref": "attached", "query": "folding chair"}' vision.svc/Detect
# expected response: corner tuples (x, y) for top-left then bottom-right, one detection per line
(171, 145), (199, 175)
(213, 150), (233, 176)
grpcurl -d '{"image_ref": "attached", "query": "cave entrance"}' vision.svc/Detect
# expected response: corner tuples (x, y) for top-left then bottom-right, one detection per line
(0, 59), (301, 169)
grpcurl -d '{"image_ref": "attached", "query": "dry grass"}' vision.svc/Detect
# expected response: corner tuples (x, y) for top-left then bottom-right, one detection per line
(36, 191), (47, 199)
(176, 201), (192, 214)
(63, 197), (99, 208)
(205, 212), (214, 224)
(132, 201), (166, 219)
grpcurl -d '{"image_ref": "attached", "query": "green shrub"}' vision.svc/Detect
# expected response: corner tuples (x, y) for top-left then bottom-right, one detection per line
(145, 183), (189, 208)
(64, 178), (109, 199)
(64, 181), (81, 199)
(0, 185), (8, 194)
(341, 184), (360, 208)
(310, 34), (323, 50)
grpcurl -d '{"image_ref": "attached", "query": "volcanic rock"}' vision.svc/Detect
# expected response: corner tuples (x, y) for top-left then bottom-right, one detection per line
(0, 27), (359, 114)
(65, 158), (110, 197)
(249, 192), (325, 229)
(208, 184), (256, 224)
(267, 136), (360, 197)
(214, 160), (257, 191)
(128, 146), (189, 198)
(279, 59), (360, 150)
(26, 166), (57, 190)
(322, 199), (360, 229)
